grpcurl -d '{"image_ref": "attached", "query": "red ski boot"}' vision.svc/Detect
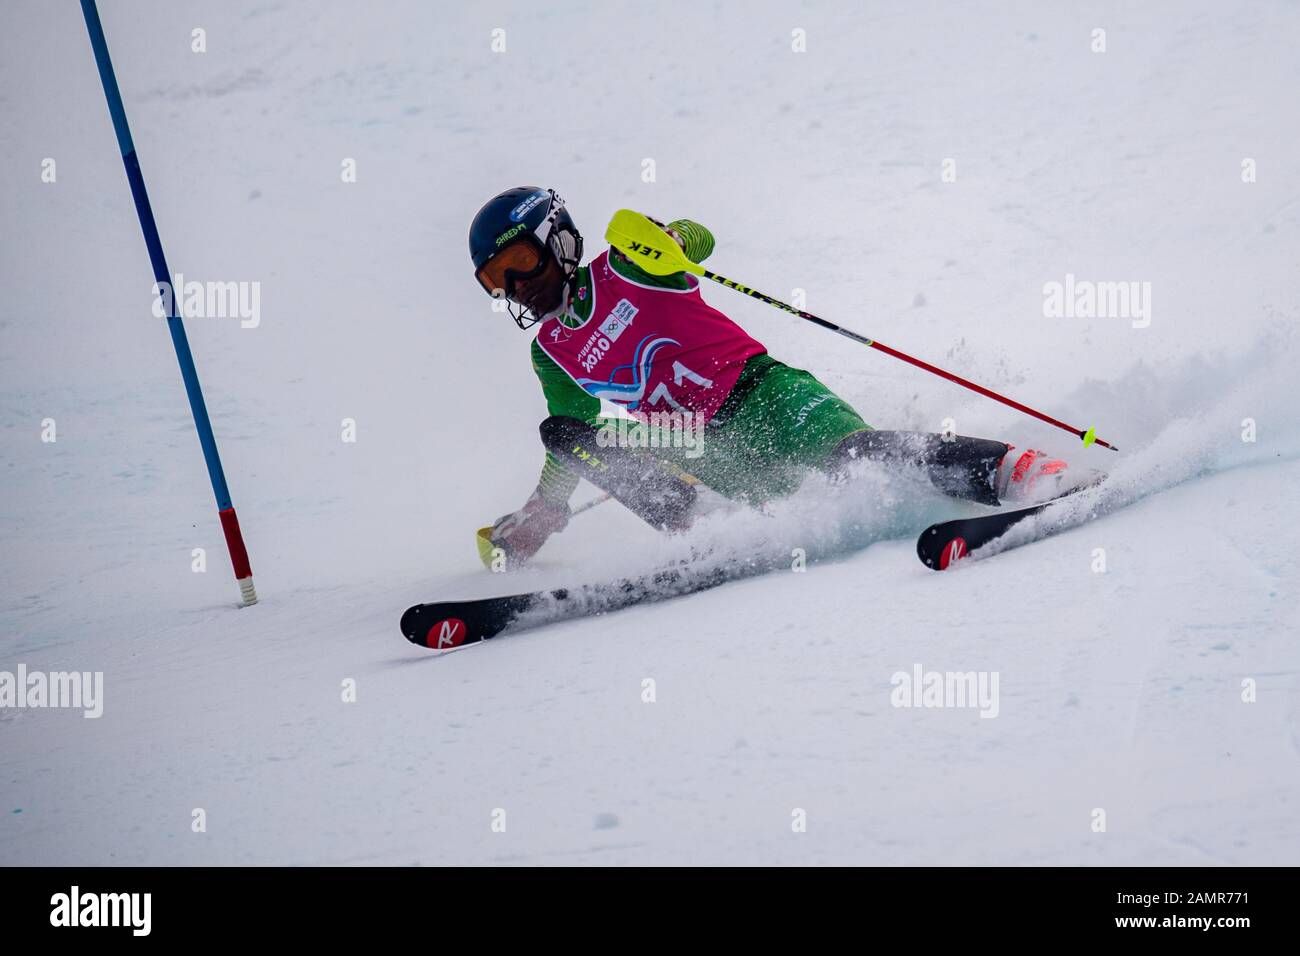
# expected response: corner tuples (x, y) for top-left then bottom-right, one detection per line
(994, 446), (1103, 506)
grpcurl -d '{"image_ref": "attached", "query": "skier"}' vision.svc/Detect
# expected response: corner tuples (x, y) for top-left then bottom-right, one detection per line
(468, 186), (1091, 567)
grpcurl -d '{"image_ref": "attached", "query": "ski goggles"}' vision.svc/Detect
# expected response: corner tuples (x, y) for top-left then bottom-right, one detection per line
(475, 190), (574, 299)
(474, 232), (549, 299)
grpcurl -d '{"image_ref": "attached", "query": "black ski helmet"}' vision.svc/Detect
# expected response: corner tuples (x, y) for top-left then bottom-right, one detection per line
(468, 186), (583, 328)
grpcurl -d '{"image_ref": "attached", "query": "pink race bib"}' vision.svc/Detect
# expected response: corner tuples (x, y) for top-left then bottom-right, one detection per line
(536, 250), (765, 423)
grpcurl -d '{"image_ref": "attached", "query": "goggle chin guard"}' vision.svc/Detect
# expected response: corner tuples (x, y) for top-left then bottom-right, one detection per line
(507, 298), (546, 330)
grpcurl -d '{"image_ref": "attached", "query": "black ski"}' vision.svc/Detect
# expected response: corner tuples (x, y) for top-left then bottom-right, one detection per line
(406, 480), (1113, 647)
(400, 550), (789, 650)
(915, 502), (1053, 570)
(916, 482), (1103, 570)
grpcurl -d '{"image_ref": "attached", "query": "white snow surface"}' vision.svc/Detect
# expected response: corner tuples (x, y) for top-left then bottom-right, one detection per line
(2, 0), (1299, 865)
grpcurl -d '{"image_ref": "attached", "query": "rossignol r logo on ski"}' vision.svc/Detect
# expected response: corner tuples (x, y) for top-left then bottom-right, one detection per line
(939, 537), (968, 570)
(426, 618), (467, 649)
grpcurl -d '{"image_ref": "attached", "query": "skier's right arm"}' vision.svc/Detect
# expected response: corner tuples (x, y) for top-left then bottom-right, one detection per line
(474, 342), (598, 569)
(528, 337), (600, 508)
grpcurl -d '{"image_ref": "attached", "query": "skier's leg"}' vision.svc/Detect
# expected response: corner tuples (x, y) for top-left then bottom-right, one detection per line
(830, 431), (1105, 506)
(700, 357), (1012, 506)
(689, 361), (1004, 506)
(685, 360), (872, 503)
(538, 416), (699, 531)
(828, 430), (1008, 506)
(679, 357), (1044, 507)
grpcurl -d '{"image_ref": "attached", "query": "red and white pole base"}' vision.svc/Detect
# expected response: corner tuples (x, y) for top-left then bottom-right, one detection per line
(219, 507), (258, 606)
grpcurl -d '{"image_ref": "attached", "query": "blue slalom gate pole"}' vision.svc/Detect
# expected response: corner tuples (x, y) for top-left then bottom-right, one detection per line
(81, 0), (257, 606)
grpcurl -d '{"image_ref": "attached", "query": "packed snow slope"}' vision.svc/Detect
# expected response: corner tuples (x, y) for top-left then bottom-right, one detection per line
(2, 1), (1298, 865)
